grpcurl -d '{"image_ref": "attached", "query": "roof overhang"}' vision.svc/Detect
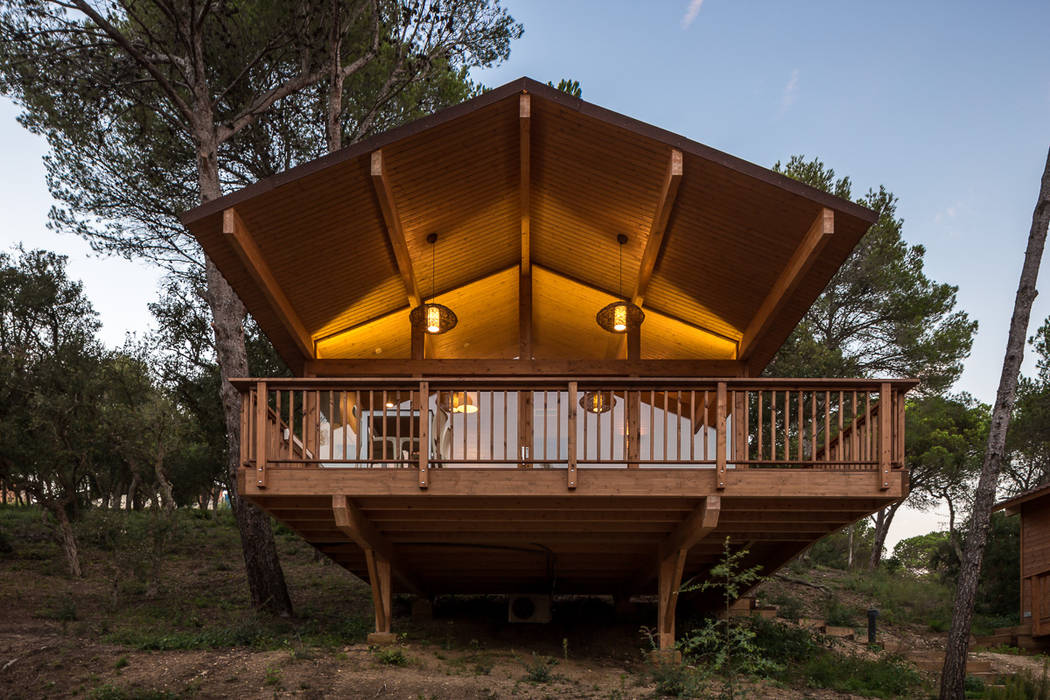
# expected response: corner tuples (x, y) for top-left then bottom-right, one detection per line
(181, 77), (877, 374)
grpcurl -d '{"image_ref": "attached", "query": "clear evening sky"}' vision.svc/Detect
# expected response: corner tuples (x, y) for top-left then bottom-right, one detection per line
(1, 1), (1047, 547)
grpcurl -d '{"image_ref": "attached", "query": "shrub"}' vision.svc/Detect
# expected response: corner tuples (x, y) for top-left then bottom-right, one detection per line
(649, 663), (706, 698)
(521, 654), (555, 683)
(796, 652), (921, 698)
(985, 666), (1050, 700)
(372, 647), (408, 667)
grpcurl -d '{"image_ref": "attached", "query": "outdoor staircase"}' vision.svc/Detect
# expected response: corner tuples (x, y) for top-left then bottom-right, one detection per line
(724, 595), (1009, 681)
(974, 623), (1050, 652)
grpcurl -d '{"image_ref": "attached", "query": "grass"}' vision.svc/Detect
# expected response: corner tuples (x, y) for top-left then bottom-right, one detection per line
(372, 646), (410, 666)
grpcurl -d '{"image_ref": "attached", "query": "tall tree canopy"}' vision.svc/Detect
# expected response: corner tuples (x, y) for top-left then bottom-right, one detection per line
(767, 156), (976, 395)
(0, 0), (522, 616)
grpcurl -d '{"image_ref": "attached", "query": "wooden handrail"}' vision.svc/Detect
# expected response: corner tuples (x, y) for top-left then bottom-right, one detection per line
(239, 376), (915, 489)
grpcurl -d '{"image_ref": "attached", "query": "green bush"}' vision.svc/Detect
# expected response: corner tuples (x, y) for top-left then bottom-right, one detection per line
(985, 667), (1050, 700)
(796, 652), (921, 698)
(521, 654), (555, 683)
(372, 647), (409, 667)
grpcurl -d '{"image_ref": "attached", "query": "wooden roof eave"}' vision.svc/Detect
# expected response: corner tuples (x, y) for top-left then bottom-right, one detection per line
(179, 77), (876, 230)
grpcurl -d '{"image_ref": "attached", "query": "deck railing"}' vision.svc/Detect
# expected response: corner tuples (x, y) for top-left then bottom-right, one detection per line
(234, 377), (913, 491)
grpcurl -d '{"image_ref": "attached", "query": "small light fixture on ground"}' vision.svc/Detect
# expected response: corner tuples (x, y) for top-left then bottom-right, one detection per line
(596, 233), (644, 333)
(410, 232), (458, 334)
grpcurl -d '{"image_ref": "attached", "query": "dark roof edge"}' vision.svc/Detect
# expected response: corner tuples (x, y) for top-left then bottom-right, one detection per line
(995, 481), (1050, 513)
(181, 77), (877, 227)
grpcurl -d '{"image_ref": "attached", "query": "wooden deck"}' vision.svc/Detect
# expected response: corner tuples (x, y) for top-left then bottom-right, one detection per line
(233, 374), (912, 649)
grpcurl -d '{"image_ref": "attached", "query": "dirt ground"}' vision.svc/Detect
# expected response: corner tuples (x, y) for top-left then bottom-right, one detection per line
(2, 508), (1047, 698)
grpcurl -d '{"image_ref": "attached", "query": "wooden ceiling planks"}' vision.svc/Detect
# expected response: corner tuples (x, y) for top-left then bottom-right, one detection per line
(181, 77), (876, 372)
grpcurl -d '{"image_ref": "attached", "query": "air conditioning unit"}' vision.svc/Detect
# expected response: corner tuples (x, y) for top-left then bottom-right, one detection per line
(508, 594), (552, 623)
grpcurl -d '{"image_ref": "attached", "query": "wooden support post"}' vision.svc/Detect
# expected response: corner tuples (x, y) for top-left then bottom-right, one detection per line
(627, 390), (640, 469)
(879, 382), (892, 490)
(1034, 574), (1043, 637)
(364, 549), (394, 643)
(626, 325), (641, 361)
(333, 495), (422, 596)
(411, 322), (424, 360)
(418, 381), (429, 489)
(255, 381), (267, 489)
(518, 390), (533, 468)
(519, 268), (532, 359)
(716, 382), (727, 489)
(567, 381), (578, 489)
(657, 549), (687, 652)
(732, 389), (748, 468)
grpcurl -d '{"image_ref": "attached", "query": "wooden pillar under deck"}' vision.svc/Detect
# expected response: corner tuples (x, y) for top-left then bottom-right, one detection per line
(365, 549), (395, 644)
(657, 549), (687, 655)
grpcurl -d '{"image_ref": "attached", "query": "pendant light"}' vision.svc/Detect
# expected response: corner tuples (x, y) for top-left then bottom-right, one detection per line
(579, 390), (615, 414)
(439, 391), (478, 414)
(409, 232), (458, 334)
(596, 234), (644, 333)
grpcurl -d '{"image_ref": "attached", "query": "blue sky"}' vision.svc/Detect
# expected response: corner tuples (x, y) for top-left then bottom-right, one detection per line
(1, 1), (1048, 545)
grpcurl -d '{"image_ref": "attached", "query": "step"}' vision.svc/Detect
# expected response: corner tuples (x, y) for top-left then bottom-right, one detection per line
(972, 633), (1014, 648)
(821, 625), (855, 639)
(753, 606), (778, 620)
(798, 618), (825, 630)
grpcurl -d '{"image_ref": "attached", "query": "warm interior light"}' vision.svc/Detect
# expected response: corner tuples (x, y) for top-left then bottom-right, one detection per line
(613, 304), (627, 332)
(450, 391), (478, 414)
(385, 401), (396, 409)
(426, 305), (441, 334)
(580, 391), (614, 414)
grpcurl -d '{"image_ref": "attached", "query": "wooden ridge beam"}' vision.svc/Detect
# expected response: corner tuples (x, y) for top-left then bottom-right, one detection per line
(519, 93), (533, 359)
(520, 93), (531, 274)
(331, 495), (423, 595)
(371, 149), (422, 308)
(223, 208), (314, 360)
(739, 208), (834, 362)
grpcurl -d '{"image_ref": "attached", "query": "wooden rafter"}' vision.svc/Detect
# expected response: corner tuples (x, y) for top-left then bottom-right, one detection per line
(608, 149), (683, 359)
(739, 208), (834, 362)
(223, 208), (314, 360)
(371, 149), (422, 308)
(332, 495), (423, 595)
(632, 149), (683, 306)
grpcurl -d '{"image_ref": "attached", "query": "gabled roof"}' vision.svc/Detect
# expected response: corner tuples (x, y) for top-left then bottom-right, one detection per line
(181, 77), (877, 373)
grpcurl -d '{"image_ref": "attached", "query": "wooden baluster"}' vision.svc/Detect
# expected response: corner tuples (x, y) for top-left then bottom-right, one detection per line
(810, 391), (817, 464)
(797, 390), (804, 463)
(650, 390), (656, 462)
(477, 391), (482, 463)
(418, 381), (429, 489)
(543, 390), (549, 463)
(689, 391), (696, 462)
(503, 391), (508, 461)
(757, 391), (763, 462)
(703, 390), (710, 461)
(783, 389), (790, 464)
(567, 382), (578, 489)
(255, 381), (267, 488)
(610, 391), (616, 462)
(716, 382), (726, 489)
(663, 390), (669, 463)
(628, 390), (640, 469)
(879, 382), (891, 489)
(837, 391), (844, 469)
(770, 390), (777, 463)
(490, 390), (495, 461)
(824, 391), (831, 466)
(556, 390), (562, 464)
(676, 391), (682, 463)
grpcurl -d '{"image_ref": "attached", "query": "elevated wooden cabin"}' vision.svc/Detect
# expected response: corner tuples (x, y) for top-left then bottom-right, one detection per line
(181, 77), (914, 650)
(997, 485), (1050, 637)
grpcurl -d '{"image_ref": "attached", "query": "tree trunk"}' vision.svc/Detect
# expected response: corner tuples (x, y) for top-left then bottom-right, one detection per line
(154, 454), (175, 511)
(869, 502), (902, 569)
(126, 473), (139, 511)
(51, 504), (82, 578)
(847, 526), (854, 569)
(941, 148), (1050, 699)
(196, 125), (293, 617)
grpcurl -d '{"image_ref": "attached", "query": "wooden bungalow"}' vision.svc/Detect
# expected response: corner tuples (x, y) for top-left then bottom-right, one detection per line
(996, 484), (1050, 639)
(180, 77), (914, 651)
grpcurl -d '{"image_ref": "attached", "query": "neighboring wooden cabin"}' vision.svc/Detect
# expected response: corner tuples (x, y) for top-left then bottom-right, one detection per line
(997, 485), (1050, 637)
(180, 77), (914, 651)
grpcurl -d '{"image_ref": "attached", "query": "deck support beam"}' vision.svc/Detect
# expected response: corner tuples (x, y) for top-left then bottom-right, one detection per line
(332, 495), (423, 597)
(740, 208), (834, 365)
(223, 208), (314, 360)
